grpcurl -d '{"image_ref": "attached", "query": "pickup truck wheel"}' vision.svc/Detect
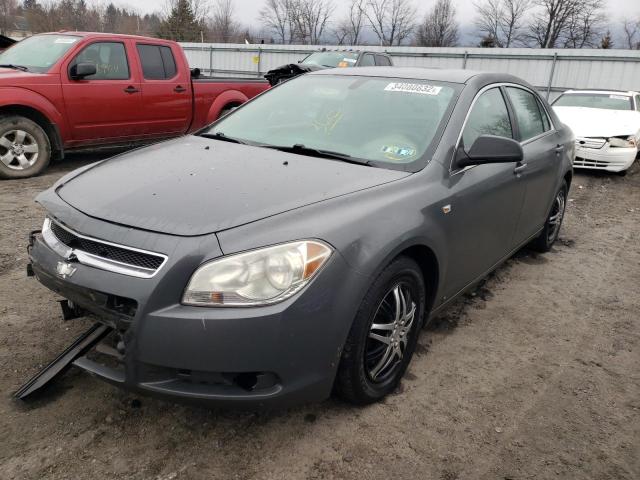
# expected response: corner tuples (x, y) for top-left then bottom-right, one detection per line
(335, 257), (426, 405)
(529, 180), (568, 252)
(0, 116), (51, 179)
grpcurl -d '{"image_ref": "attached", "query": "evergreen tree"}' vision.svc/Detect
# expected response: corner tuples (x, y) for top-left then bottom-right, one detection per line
(157, 0), (201, 42)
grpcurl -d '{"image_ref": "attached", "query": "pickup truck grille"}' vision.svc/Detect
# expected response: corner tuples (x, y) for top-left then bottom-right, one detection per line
(44, 218), (167, 278)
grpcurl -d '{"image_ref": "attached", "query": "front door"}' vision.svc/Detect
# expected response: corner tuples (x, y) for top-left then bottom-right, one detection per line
(61, 40), (144, 146)
(441, 87), (526, 300)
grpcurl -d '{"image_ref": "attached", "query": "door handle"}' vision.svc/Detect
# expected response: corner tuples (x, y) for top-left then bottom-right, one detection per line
(123, 86), (139, 94)
(555, 144), (565, 153)
(514, 162), (528, 174)
(174, 85), (187, 93)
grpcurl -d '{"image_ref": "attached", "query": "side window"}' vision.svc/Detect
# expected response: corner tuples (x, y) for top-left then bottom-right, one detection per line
(359, 54), (375, 67)
(137, 44), (177, 80)
(538, 99), (552, 131)
(69, 42), (129, 80)
(635, 95), (640, 112)
(375, 55), (391, 66)
(462, 88), (513, 148)
(506, 87), (546, 141)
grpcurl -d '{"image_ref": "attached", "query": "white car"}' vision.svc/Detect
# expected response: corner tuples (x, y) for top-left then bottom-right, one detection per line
(552, 90), (640, 174)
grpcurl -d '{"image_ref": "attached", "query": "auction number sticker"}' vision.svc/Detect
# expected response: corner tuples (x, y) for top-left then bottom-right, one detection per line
(384, 83), (442, 95)
(54, 38), (78, 44)
(609, 95), (628, 100)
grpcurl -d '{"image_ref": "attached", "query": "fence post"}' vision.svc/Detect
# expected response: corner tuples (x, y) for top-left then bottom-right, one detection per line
(462, 51), (468, 69)
(209, 46), (213, 75)
(257, 48), (262, 78)
(546, 52), (558, 100)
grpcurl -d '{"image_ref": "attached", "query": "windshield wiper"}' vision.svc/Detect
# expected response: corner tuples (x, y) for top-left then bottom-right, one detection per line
(200, 131), (247, 145)
(261, 144), (370, 166)
(0, 64), (28, 72)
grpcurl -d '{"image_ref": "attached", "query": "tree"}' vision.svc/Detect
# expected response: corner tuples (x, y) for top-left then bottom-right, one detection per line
(157, 0), (203, 42)
(334, 0), (367, 45)
(416, 0), (458, 47)
(0, 0), (17, 35)
(527, 0), (605, 48)
(599, 30), (612, 48)
(260, 0), (295, 44)
(365, 0), (416, 46)
(562, 0), (605, 48)
(208, 0), (240, 42)
(622, 19), (640, 49)
(293, 0), (334, 44)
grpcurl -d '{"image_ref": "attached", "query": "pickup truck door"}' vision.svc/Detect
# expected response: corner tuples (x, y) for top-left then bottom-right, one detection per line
(504, 86), (560, 245)
(441, 87), (526, 300)
(134, 43), (192, 136)
(61, 40), (144, 145)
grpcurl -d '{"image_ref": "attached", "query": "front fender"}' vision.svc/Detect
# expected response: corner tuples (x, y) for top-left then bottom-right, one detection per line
(0, 87), (69, 139)
(205, 90), (249, 124)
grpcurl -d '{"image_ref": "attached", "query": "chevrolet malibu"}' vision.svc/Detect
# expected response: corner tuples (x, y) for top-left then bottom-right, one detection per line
(27, 68), (574, 408)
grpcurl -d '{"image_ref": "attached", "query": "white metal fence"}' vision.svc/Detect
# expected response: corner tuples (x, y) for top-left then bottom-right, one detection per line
(181, 43), (640, 101)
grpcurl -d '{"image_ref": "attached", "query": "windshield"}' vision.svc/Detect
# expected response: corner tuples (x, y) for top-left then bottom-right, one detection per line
(553, 93), (633, 111)
(202, 75), (460, 170)
(0, 35), (80, 73)
(302, 51), (359, 68)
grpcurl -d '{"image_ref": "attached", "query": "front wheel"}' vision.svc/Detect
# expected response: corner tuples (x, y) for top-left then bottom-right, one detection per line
(0, 116), (51, 179)
(335, 256), (426, 405)
(529, 180), (568, 252)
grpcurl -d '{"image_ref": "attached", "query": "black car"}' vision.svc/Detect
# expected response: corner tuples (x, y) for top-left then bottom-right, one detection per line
(264, 49), (393, 86)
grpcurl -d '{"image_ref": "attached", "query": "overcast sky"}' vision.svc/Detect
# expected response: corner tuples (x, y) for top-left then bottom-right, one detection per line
(118, 0), (639, 43)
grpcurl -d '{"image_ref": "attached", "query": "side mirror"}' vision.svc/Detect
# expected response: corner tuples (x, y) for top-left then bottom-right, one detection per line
(70, 62), (97, 80)
(456, 134), (523, 169)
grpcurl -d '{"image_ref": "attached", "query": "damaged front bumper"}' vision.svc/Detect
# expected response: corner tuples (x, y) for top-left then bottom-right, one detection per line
(21, 213), (357, 409)
(573, 139), (638, 172)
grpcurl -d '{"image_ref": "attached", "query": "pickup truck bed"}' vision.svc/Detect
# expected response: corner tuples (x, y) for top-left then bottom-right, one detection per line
(0, 32), (270, 179)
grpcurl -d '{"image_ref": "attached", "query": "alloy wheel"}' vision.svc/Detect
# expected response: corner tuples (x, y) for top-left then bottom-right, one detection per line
(365, 282), (417, 382)
(547, 189), (566, 243)
(0, 130), (40, 170)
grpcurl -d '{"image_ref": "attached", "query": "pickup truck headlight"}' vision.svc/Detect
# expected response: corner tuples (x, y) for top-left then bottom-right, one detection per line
(609, 136), (637, 148)
(182, 240), (332, 306)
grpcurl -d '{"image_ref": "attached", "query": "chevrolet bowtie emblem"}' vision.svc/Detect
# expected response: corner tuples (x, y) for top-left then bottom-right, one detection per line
(56, 262), (76, 279)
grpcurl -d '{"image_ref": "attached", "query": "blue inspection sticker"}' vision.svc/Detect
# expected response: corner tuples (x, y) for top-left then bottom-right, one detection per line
(382, 145), (417, 162)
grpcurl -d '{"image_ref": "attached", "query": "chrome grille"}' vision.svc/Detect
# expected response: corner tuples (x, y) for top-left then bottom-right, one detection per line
(43, 218), (167, 278)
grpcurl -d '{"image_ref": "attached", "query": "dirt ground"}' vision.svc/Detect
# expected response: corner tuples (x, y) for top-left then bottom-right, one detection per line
(0, 153), (638, 480)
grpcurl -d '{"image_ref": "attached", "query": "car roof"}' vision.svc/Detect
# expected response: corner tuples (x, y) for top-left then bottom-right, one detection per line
(310, 67), (515, 85)
(562, 89), (639, 96)
(37, 31), (178, 44)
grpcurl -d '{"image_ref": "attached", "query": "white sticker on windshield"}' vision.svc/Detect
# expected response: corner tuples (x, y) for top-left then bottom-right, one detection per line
(54, 38), (78, 44)
(343, 58), (357, 63)
(385, 83), (442, 95)
(609, 94), (628, 100)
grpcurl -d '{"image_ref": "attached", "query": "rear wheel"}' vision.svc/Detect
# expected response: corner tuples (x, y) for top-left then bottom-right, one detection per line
(0, 116), (51, 179)
(335, 257), (426, 404)
(529, 180), (568, 252)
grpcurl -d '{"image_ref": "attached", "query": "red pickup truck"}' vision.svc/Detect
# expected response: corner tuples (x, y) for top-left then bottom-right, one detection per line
(0, 32), (269, 179)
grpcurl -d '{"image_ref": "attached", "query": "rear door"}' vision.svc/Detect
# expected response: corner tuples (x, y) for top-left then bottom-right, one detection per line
(135, 42), (192, 136)
(441, 87), (526, 299)
(505, 86), (560, 245)
(61, 40), (144, 145)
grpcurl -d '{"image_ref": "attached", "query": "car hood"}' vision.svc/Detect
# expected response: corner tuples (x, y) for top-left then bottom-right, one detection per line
(553, 106), (640, 138)
(0, 68), (43, 81)
(55, 136), (410, 236)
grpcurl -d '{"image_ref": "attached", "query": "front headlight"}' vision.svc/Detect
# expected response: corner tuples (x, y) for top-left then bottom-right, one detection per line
(182, 240), (333, 307)
(609, 136), (637, 148)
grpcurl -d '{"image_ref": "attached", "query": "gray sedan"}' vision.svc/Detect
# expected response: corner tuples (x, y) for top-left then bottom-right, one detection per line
(27, 67), (574, 407)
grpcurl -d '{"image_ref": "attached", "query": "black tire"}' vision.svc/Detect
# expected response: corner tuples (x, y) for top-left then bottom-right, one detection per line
(529, 180), (568, 252)
(617, 169), (628, 177)
(335, 256), (426, 405)
(0, 115), (51, 179)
